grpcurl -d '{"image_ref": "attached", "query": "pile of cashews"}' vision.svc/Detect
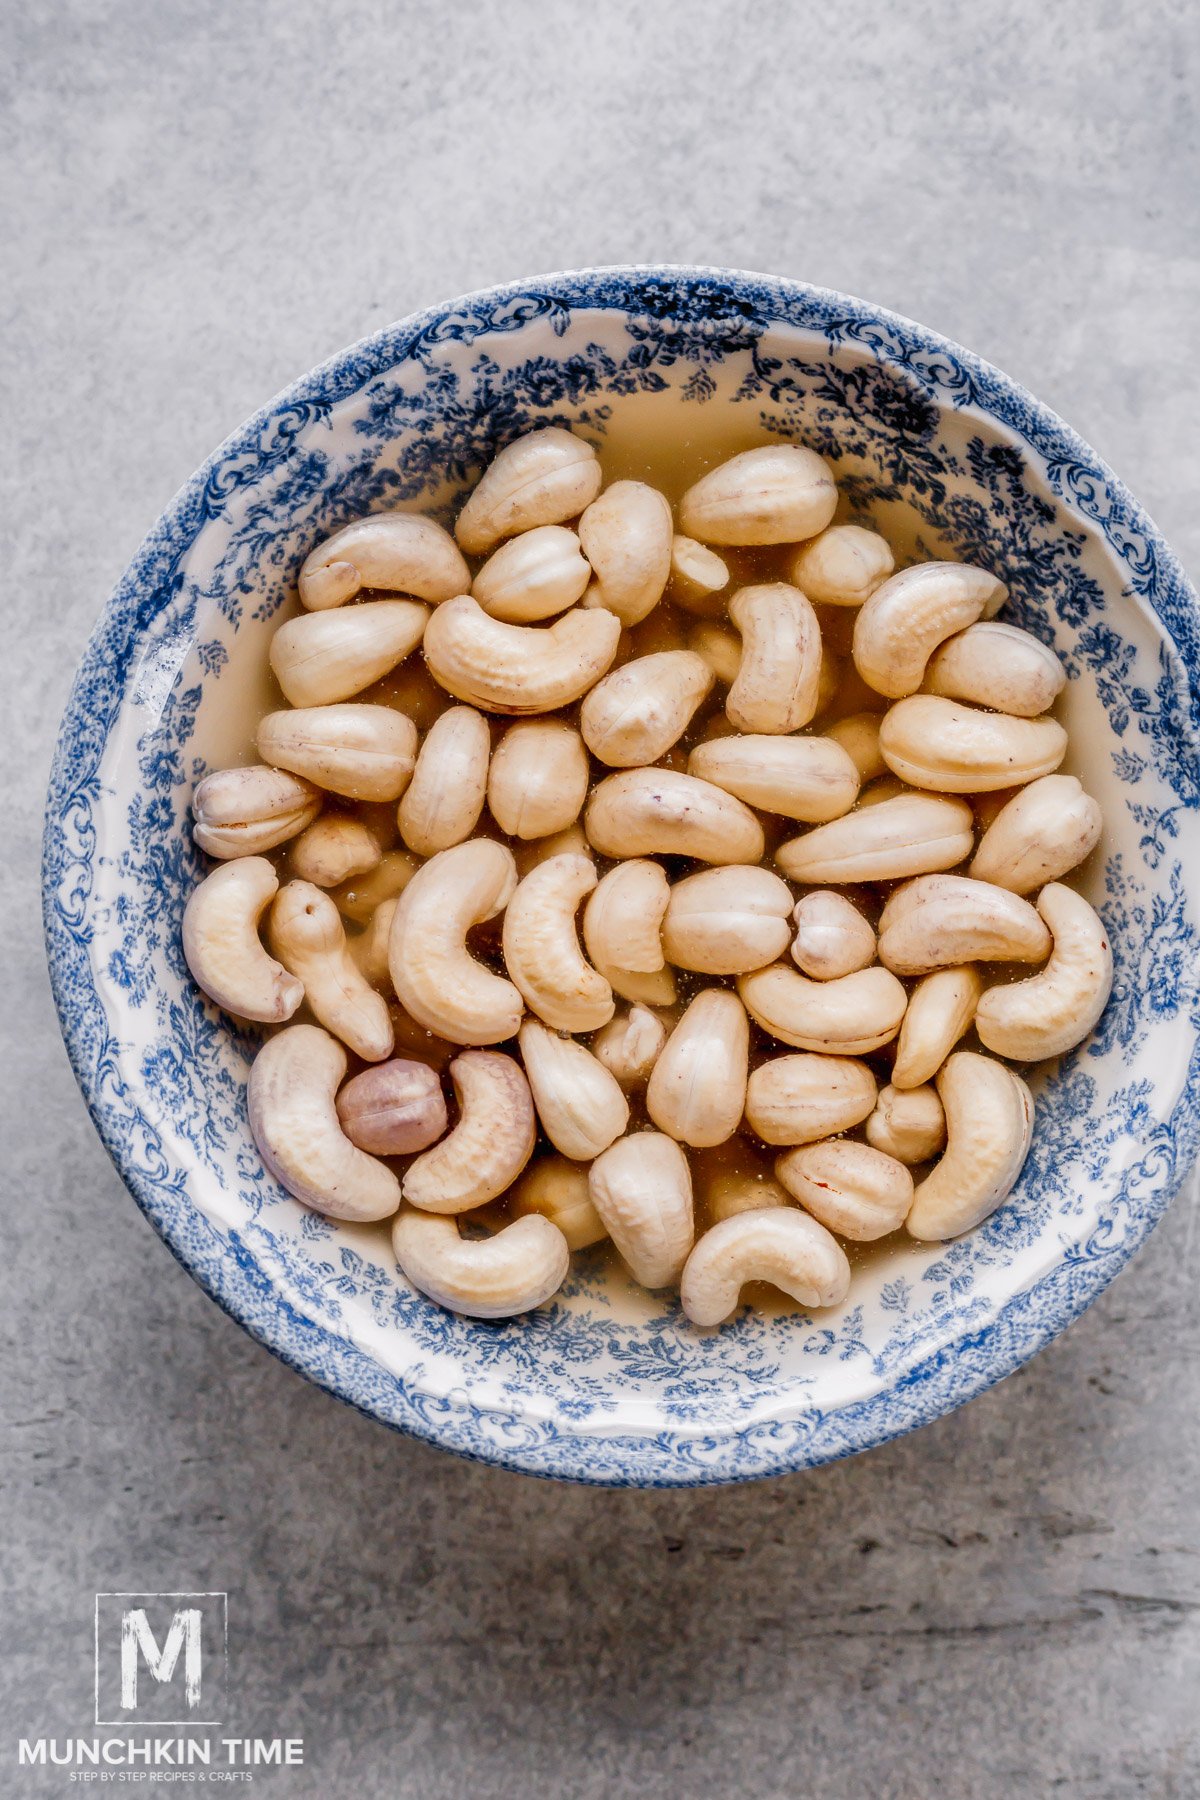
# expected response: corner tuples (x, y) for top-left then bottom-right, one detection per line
(182, 426), (1111, 1329)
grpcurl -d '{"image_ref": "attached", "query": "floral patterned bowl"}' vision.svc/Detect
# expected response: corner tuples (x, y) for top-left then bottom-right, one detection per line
(43, 267), (1200, 1485)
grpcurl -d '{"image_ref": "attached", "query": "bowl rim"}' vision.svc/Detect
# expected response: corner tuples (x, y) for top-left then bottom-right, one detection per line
(42, 263), (1200, 1486)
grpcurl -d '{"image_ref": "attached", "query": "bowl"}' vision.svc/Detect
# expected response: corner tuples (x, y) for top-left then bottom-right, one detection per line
(44, 266), (1200, 1485)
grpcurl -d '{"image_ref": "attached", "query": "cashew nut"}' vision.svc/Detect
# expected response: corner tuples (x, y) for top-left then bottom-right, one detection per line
(669, 534), (730, 613)
(662, 865), (793, 975)
(789, 522), (894, 606)
(269, 599), (430, 706)
(588, 1132), (694, 1288)
(423, 595), (620, 714)
(646, 989), (750, 1148)
(601, 964), (678, 1007)
(332, 849), (419, 923)
(290, 815), (382, 888)
(402, 1051), (536, 1213)
(454, 428), (602, 554)
(249, 1023), (400, 1219)
(924, 620), (1066, 717)
(680, 1209), (850, 1325)
(744, 1051), (877, 1145)
(877, 874), (1051, 976)
(776, 792), (975, 884)
(775, 1140), (913, 1241)
(679, 444), (837, 546)
(268, 880), (393, 1061)
(298, 511), (469, 610)
(726, 583), (822, 733)
(906, 1051), (1033, 1240)
(824, 711), (886, 783)
(579, 480), (673, 624)
(518, 1021), (630, 1160)
(970, 774), (1103, 894)
(348, 895), (398, 988)
(974, 883), (1113, 1060)
(192, 765), (321, 860)
(790, 891), (876, 980)
(852, 561), (1007, 697)
(738, 963), (907, 1054)
(511, 1157), (608, 1250)
(592, 1004), (668, 1088)
(688, 620), (743, 685)
(397, 704), (490, 856)
(514, 823), (591, 873)
(335, 1058), (449, 1155)
(258, 704), (418, 802)
(687, 733), (859, 823)
(865, 1084), (946, 1163)
(702, 1169), (793, 1224)
(878, 695), (1067, 792)
(502, 854), (614, 1032)
(580, 650), (714, 766)
(891, 965), (983, 1089)
(585, 769), (765, 865)
(388, 838), (523, 1044)
(392, 1208), (569, 1319)
(582, 859), (669, 975)
(472, 524), (591, 622)
(482, 720), (588, 842)
(183, 857), (304, 1022)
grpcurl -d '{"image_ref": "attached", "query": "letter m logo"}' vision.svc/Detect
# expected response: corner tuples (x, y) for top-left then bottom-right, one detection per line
(95, 1593), (227, 1725)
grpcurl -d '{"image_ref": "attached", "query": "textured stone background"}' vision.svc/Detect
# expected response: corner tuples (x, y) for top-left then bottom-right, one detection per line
(4, 2), (1198, 1794)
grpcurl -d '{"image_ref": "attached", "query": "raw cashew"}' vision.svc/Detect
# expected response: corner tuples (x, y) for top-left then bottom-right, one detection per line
(789, 523), (894, 606)
(865, 1084), (946, 1163)
(298, 512), (469, 610)
(679, 444), (837, 546)
(472, 524), (591, 622)
(646, 989), (750, 1148)
(738, 964), (907, 1054)
(891, 965), (983, 1089)
(588, 1132), (694, 1288)
(688, 734), (859, 823)
(335, 1058), (448, 1155)
(877, 874), (1051, 976)
(662, 865), (793, 975)
(269, 599), (430, 706)
(790, 891), (876, 980)
(388, 838), (523, 1044)
(455, 427), (602, 554)
(183, 857), (304, 1022)
(585, 769), (765, 865)
(502, 854), (614, 1032)
(514, 823), (591, 872)
(511, 1158), (608, 1250)
(924, 621), (1066, 717)
(392, 1209), (569, 1319)
(974, 883), (1113, 1060)
(290, 815), (381, 887)
(703, 1170), (792, 1224)
(582, 859), (669, 975)
(825, 712), (886, 783)
(397, 705), (490, 856)
(192, 765), (321, 860)
(970, 774), (1103, 893)
(906, 1051), (1033, 1240)
(258, 704), (418, 802)
(726, 583), (822, 733)
(403, 1051), (536, 1213)
(348, 895), (398, 988)
(776, 792), (974, 884)
(775, 1140), (913, 1241)
(579, 480), (673, 624)
(669, 534), (730, 612)
(249, 1024), (400, 1219)
(680, 1209), (850, 1325)
(592, 1004), (668, 1087)
(423, 595), (620, 714)
(269, 880), (393, 1061)
(487, 720), (590, 839)
(332, 849), (418, 923)
(518, 1021), (629, 1160)
(601, 964), (678, 1007)
(744, 1052), (877, 1145)
(688, 621), (743, 685)
(852, 561), (1007, 697)
(580, 650), (714, 766)
(879, 695), (1067, 792)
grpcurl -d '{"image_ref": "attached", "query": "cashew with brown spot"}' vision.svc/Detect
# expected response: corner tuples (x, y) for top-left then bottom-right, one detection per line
(388, 838), (523, 1045)
(511, 1158), (608, 1250)
(789, 523), (894, 606)
(192, 765), (321, 860)
(423, 595), (620, 714)
(646, 989), (750, 1148)
(877, 874), (1051, 976)
(680, 1209), (850, 1325)
(974, 883), (1113, 1060)
(472, 524), (591, 622)
(518, 1021), (630, 1160)
(454, 428), (602, 555)
(588, 1132), (694, 1288)
(906, 1051), (1033, 1240)
(290, 815), (382, 888)
(662, 865), (793, 975)
(258, 704), (418, 802)
(924, 621), (1066, 717)
(397, 705), (490, 856)
(865, 1084), (946, 1163)
(502, 853), (615, 1033)
(183, 857), (304, 1022)
(592, 1004), (668, 1088)
(582, 859), (670, 975)
(580, 650), (714, 766)
(402, 1051), (536, 1213)
(879, 695), (1067, 792)
(852, 561), (1007, 697)
(249, 1024), (400, 1219)
(336, 1058), (448, 1155)
(790, 891), (876, 980)
(269, 880), (394, 1061)
(579, 480), (673, 624)
(298, 512), (469, 610)
(679, 444), (837, 546)
(891, 965), (983, 1089)
(726, 583), (823, 733)
(392, 1209), (569, 1319)
(776, 792), (974, 884)
(688, 733), (859, 823)
(970, 774), (1102, 894)
(744, 1052), (877, 1145)
(270, 600), (430, 706)
(775, 1140), (913, 1240)
(738, 963), (907, 1054)
(585, 769), (765, 865)
(487, 719), (590, 840)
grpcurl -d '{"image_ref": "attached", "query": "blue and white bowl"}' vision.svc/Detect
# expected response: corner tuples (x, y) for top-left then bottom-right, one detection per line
(43, 267), (1200, 1485)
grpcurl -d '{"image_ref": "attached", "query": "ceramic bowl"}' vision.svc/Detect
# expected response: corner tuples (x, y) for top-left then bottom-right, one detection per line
(44, 267), (1200, 1485)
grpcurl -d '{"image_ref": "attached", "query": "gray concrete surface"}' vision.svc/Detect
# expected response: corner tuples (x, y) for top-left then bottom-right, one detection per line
(3, 2), (1199, 1794)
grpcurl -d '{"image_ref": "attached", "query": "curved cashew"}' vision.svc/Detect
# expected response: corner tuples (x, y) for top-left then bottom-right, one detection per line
(592, 1004), (668, 1088)
(703, 1170), (792, 1225)
(258, 704), (418, 802)
(518, 1021), (629, 1160)
(744, 1052), (877, 1145)
(454, 427), (602, 554)
(865, 1084), (946, 1163)
(585, 769), (765, 865)
(688, 733), (859, 823)
(891, 965), (983, 1089)
(487, 719), (590, 839)
(502, 854), (614, 1032)
(579, 480), (673, 624)
(423, 595), (620, 714)
(269, 880), (393, 1061)
(397, 705), (490, 856)
(348, 895), (398, 988)
(974, 883), (1112, 1061)
(662, 865), (793, 975)
(789, 522), (894, 606)
(332, 849), (419, 924)
(588, 1132), (694, 1288)
(392, 1209), (569, 1319)
(738, 963), (907, 1054)
(825, 712), (886, 783)
(248, 1024), (400, 1219)
(906, 1051), (1033, 1240)
(582, 859), (669, 975)
(877, 874), (1051, 976)
(511, 1157), (608, 1250)
(680, 1209), (850, 1326)
(688, 620), (743, 685)
(879, 695), (1067, 792)
(776, 792), (974, 884)
(388, 838), (523, 1044)
(646, 989), (749, 1148)
(669, 534), (730, 614)
(270, 599), (429, 706)
(580, 650), (714, 767)
(852, 561), (1007, 697)
(290, 815), (381, 888)
(970, 774), (1103, 894)
(924, 621), (1066, 717)
(402, 1051), (536, 1213)
(726, 583), (822, 732)
(791, 891), (876, 979)
(183, 857), (304, 1023)
(192, 765), (321, 860)
(775, 1141), (913, 1241)
(298, 511), (469, 610)
(472, 524), (591, 622)
(679, 444), (837, 546)
(336, 1058), (448, 1156)
(599, 963), (678, 1008)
